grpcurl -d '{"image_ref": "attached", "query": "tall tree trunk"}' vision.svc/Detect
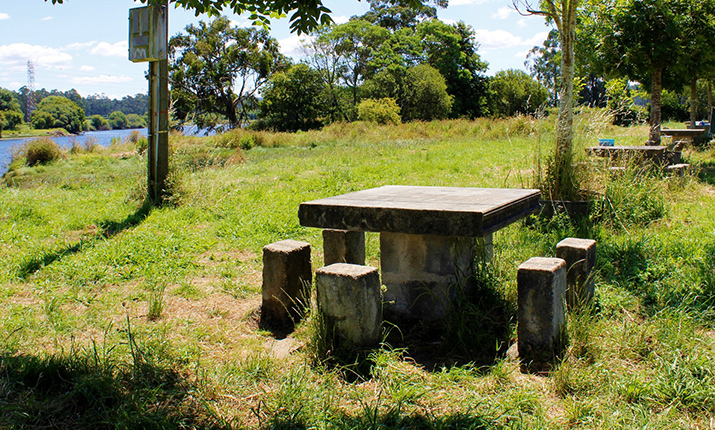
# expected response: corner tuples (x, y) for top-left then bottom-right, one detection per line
(649, 67), (662, 145)
(690, 77), (698, 127)
(552, 8), (577, 199)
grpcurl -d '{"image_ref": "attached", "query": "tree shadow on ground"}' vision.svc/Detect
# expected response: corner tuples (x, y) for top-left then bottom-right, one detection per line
(262, 411), (497, 430)
(17, 200), (153, 279)
(0, 348), (228, 430)
(697, 160), (715, 185)
(382, 276), (516, 372)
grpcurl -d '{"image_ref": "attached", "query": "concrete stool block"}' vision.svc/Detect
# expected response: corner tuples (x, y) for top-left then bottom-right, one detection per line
(316, 263), (382, 349)
(556, 238), (597, 309)
(666, 163), (690, 176)
(261, 240), (312, 329)
(517, 257), (567, 369)
(322, 229), (365, 266)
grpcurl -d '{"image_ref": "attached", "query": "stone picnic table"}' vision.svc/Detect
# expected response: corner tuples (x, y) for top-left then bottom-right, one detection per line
(585, 145), (669, 164)
(661, 128), (706, 147)
(298, 185), (541, 320)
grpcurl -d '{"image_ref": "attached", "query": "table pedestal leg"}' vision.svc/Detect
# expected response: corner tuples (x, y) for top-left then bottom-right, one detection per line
(380, 232), (477, 321)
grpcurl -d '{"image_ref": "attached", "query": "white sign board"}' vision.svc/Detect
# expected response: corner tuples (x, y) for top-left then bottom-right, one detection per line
(129, 5), (167, 62)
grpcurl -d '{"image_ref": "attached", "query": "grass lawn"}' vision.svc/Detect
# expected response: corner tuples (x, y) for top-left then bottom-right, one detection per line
(1, 111), (714, 428)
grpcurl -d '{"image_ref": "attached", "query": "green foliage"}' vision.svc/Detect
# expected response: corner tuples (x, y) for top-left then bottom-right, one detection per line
(401, 64), (453, 121)
(416, 19), (489, 118)
(526, 28), (561, 106)
(22, 137), (64, 167)
(488, 69), (549, 118)
(109, 111), (129, 130)
(257, 64), (326, 132)
(126, 113), (147, 128)
(605, 78), (644, 126)
(89, 114), (110, 131)
(357, 97), (402, 125)
(169, 16), (289, 130)
(0, 88), (24, 137)
(30, 96), (85, 133)
(364, 64), (452, 121)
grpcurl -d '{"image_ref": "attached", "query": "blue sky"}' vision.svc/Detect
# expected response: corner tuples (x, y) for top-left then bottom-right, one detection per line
(0, 0), (552, 99)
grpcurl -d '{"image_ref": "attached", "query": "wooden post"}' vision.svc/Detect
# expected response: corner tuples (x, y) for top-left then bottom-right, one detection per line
(147, 2), (169, 204)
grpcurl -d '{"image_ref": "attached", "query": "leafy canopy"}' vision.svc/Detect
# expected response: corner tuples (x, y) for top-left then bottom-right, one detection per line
(47, 0), (440, 34)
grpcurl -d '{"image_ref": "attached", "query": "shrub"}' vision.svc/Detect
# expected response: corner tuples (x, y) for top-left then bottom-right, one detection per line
(24, 137), (63, 166)
(357, 98), (401, 125)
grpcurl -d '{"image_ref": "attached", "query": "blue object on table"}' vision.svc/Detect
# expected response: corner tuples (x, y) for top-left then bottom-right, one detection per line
(598, 138), (615, 146)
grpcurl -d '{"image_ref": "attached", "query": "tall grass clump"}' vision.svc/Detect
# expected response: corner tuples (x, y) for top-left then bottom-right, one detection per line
(21, 137), (64, 167)
(592, 168), (667, 228)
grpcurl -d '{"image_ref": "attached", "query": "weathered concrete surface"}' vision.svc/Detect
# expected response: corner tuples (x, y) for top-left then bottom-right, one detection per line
(585, 145), (668, 164)
(261, 240), (312, 330)
(556, 238), (596, 309)
(381, 232), (476, 321)
(322, 229), (365, 266)
(316, 263), (382, 348)
(517, 257), (567, 370)
(299, 185), (541, 237)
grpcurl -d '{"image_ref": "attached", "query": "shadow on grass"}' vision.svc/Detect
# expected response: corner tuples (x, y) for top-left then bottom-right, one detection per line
(17, 201), (153, 279)
(0, 350), (227, 429)
(262, 412), (496, 430)
(697, 160), (715, 185)
(383, 276), (516, 372)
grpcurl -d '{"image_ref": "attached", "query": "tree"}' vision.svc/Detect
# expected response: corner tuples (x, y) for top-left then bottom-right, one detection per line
(588, 0), (686, 145)
(30, 96), (85, 133)
(515, 0), (581, 199)
(109, 111), (129, 129)
(488, 69), (549, 117)
(364, 64), (452, 121)
(417, 19), (489, 118)
(526, 29), (560, 106)
(48, 0), (439, 35)
(257, 64), (327, 132)
(169, 16), (289, 130)
(89, 114), (111, 131)
(361, 0), (446, 31)
(0, 88), (23, 138)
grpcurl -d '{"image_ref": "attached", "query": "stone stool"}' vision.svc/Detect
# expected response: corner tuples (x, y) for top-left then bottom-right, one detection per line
(322, 229), (365, 266)
(315, 263), (382, 349)
(517, 257), (567, 370)
(556, 238), (597, 309)
(261, 240), (312, 330)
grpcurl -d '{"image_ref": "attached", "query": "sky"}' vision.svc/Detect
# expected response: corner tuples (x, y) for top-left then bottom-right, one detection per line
(0, 0), (553, 99)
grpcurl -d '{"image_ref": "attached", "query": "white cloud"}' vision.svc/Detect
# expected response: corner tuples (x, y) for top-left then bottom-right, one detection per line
(279, 34), (313, 57)
(524, 31), (549, 47)
(451, 0), (490, 5)
(0, 13), (9, 20)
(72, 75), (133, 84)
(230, 19), (251, 27)
(517, 18), (528, 28)
(493, 7), (515, 19)
(440, 18), (458, 25)
(474, 29), (550, 51)
(515, 50), (531, 59)
(41, 16), (53, 21)
(0, 43), (72, 68)
(474, 29), (523, 50)
(90, 41), (128, 57)
(80, 65), (95, 72)
(333, 15), (349, 24)
(65, 41), (98, 50)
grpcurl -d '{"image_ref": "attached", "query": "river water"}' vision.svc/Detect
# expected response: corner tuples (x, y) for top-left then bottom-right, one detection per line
(0, 126), (215, 174)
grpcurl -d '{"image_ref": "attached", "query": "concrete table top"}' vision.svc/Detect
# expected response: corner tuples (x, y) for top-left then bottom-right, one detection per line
(298, 185), (541, 237)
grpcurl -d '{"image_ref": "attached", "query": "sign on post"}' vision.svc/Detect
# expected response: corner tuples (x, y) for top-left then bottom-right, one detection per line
(129, 6), (167, 62)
